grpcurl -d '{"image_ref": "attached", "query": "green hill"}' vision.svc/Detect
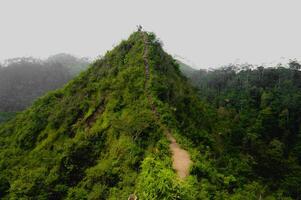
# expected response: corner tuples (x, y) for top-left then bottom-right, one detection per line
(0, 31), (298, 199)
(0, 31), (210, 199)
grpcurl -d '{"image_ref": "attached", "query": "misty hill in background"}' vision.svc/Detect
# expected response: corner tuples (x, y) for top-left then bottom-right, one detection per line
(46, 53), (90, 76)
(0, 54), (89, 112)
(176, 60), (197, 77)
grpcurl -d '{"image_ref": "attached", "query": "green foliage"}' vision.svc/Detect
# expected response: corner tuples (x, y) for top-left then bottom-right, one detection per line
(0, 30), (298, 199)
(137, 155), (197, 200)
(184, 64), (301, 199)
(0, 31), (210, 199)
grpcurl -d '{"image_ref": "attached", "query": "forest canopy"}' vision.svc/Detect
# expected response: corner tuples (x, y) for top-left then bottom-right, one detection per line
(183, 60), (301, 199)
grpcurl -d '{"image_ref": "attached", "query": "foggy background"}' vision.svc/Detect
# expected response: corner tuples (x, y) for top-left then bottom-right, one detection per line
(1, 0), (301, 69)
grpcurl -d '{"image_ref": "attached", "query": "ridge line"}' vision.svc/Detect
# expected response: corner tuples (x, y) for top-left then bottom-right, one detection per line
(140, 31), (191, 179)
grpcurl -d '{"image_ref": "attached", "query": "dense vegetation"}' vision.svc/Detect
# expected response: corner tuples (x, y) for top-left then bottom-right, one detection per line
(0, 54), (89, 112)
(0, 31), (208, 199)
(184, 62), (301, 199)
(0, 31), (300, 199)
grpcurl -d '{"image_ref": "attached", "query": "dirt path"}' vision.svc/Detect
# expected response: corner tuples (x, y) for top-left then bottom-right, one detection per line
(166, 132), (192, 179)
(141, 31), (191, 179)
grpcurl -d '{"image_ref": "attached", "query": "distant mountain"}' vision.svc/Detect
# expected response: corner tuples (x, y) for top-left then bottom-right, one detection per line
(0, 54), (89, 112)
(46, 53), (90, 76)
(177, 60), (198, 77)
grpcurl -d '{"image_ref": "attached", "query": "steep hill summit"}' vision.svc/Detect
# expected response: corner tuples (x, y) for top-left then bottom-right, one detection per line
(1, 30), (297, 199)
(0, 31), (209, 199)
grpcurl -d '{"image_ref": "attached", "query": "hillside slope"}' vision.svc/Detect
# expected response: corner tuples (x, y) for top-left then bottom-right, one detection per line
(0, 31), (297, 199)
(141, 32), (191, 180)
(0, 31), (210, 199)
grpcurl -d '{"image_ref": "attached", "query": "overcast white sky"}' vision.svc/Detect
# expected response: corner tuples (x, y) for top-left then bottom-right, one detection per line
(0, 0), (301, 69)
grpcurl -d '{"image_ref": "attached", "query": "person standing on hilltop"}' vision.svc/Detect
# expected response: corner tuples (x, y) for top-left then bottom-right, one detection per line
(137, 25), (142, 31)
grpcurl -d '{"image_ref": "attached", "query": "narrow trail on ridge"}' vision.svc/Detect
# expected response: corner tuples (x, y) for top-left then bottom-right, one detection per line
(141, 31), (192, 179)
